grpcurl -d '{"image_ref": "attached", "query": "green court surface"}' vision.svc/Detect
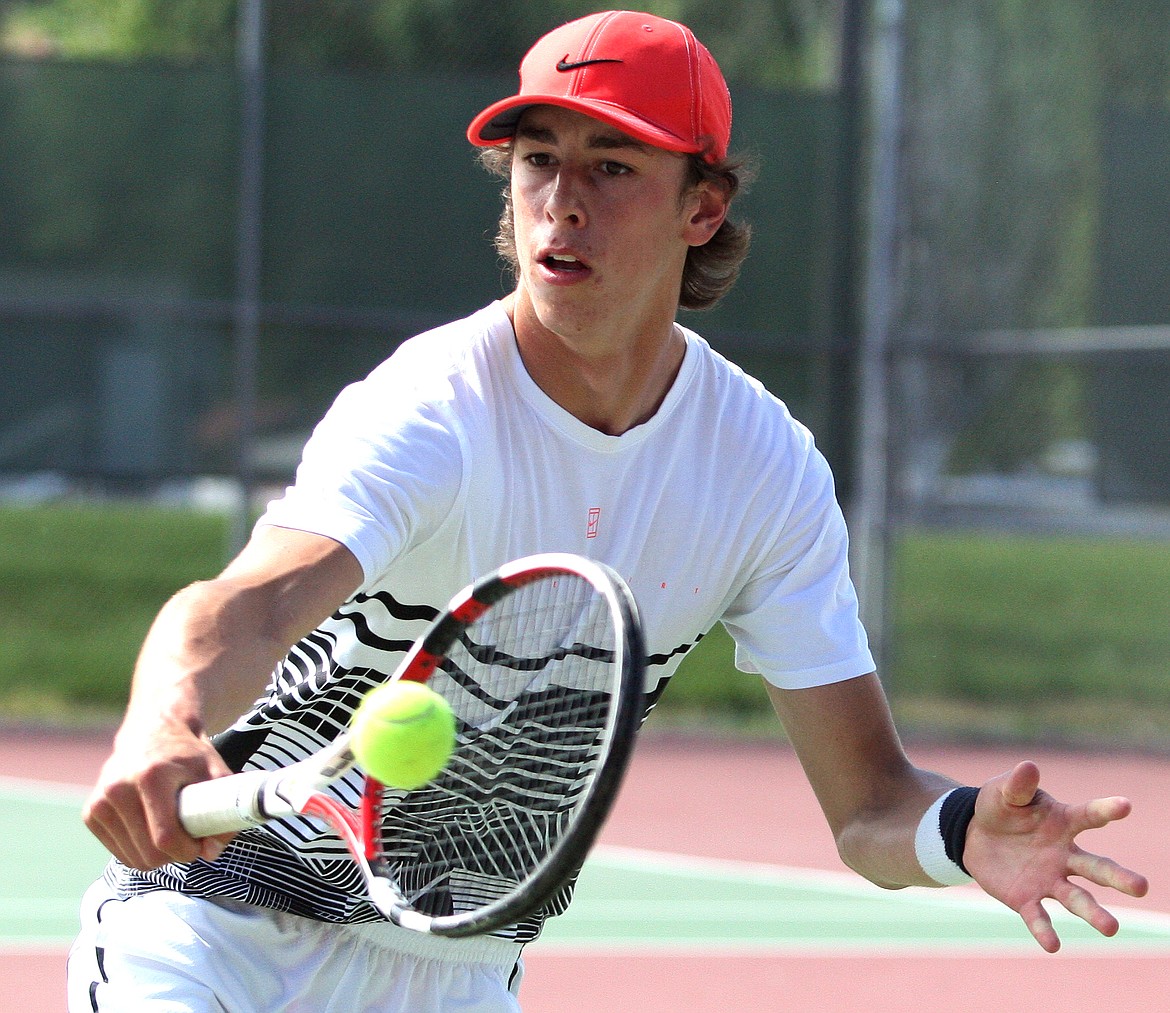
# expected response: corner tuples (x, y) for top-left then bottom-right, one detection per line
(536, 848), (1170, 954)
(6, 778), (1170, 955)
(0, 779), (111, 949)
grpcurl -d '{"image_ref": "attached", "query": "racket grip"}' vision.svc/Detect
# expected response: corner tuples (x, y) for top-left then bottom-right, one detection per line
(179, 769), (274, 837)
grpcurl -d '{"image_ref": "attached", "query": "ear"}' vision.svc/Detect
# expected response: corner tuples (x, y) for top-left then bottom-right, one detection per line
(682, 181), (731, 247)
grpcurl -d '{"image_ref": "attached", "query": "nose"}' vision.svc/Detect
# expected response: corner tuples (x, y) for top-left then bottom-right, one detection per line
(545, 169), (587, 227)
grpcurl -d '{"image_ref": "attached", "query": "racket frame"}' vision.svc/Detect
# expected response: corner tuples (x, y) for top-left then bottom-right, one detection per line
(178, 552), (645, 938)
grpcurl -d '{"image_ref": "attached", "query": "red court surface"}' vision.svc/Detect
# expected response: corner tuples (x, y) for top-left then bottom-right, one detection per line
(4, 724), (1169, 1012)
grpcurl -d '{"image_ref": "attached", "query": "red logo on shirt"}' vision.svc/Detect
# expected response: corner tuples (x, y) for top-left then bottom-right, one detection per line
(586, 507), (601, 539)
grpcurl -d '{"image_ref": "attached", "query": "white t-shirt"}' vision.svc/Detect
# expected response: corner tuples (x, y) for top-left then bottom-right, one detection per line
(110, 301), (873, 939)
(264, 300), (872, 692)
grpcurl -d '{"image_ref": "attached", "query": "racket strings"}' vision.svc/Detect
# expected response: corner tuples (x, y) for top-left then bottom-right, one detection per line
(377, 572), (620, 933)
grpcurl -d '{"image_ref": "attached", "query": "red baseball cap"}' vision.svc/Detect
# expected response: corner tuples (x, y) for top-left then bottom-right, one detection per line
(467, 10), (732, 164)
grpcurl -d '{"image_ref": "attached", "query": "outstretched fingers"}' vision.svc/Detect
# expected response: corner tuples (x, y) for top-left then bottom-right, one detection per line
(1000, 760), (1042, 808)
(1038, 804), (1148, 947)
(1019, 880), (1120, 954)
(1068, 847), (1150, 899)
(1018, 898), (1061, 954)
(1066, 796), (1149, 900)
(970, 763), (1149, 953)
(1051, 876), (1120, 937)
(1080, 794), (1134, 829)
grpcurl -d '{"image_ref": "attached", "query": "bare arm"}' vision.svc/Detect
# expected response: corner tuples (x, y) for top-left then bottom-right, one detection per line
(766, 673), (954, 889)
(766, 674), (1149, 950)
(82, 525), (364, 871)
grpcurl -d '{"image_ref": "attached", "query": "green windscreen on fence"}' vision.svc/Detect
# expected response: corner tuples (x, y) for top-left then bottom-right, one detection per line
(0, 59), (851, 485)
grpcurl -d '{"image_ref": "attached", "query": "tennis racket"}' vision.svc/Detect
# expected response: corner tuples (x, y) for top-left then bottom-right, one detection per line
(178, 552), (645, 938)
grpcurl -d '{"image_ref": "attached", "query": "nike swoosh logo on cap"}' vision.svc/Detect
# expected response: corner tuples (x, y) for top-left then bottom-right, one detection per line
(556, 57), (623, 72)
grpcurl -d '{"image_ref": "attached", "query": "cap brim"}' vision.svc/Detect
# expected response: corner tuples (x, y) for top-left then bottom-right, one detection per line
(467, 94), (698, 155)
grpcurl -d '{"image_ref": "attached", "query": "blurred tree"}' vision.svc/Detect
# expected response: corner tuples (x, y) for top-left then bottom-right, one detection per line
(894, 0), (1170, 480)
(0, 0), (235, 60)
(0, 0), (844, 88)
(893, 0), (1104, 477)
(1092, 0), (1170, 105)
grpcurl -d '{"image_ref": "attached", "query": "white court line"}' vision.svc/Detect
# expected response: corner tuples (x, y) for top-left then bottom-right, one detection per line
(0, 939), (79, 955)
(0, 775), (90, 804)
(589, 844), (1170, 930)
(0, 776), (102, 955)
(1, 898), (81, 917)
(528, 935), (1170, 957)
(4, 781), (1168, 958)
(528, 845), (1170, 956)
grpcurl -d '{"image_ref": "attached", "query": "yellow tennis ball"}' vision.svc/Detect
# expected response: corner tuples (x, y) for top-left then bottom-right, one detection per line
(350, 681), (456, 789)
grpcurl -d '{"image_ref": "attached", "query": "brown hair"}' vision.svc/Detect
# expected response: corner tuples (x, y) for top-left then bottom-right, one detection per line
(477, 146), (753, 311)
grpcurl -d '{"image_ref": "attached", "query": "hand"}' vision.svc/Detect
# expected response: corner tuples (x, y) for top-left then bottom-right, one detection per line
(82, 717), (236, 870)
(962, 761), (1149, 952)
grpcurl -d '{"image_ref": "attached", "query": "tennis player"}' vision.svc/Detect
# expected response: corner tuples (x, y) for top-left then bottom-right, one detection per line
(72, 11), (1148, 1011)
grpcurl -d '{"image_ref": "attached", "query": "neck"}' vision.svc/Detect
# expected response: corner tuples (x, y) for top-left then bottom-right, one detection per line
(504, 292), (685, 436)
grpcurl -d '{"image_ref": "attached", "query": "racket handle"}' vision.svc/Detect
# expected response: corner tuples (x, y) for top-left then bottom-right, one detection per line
(179, 769), (276, 837)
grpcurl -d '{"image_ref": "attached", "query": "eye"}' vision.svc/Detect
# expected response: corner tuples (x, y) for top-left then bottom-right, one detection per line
(520, 150), (556, 169)
(599, 160), (632, 177)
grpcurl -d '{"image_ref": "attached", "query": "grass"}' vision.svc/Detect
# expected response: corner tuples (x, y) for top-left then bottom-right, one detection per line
(894, 533), (1170, 702)
(0, 502), (229, 722)
(888, 531), (1170, 747)
(3, 502), (1170, 747)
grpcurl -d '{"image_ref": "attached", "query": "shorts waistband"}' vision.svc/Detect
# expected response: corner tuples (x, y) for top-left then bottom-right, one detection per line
(342, 915), (524, 967)
(204, 894), (524, 968)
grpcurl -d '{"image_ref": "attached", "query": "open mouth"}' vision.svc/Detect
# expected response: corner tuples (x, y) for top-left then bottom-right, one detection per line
(541, 252), (588, 274)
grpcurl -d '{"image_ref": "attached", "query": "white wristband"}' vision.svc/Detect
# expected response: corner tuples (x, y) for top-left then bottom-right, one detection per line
(914, 789), (975, 886)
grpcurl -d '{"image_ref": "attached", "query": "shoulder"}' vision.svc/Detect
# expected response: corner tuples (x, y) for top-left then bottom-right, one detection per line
(319, 303), (510, 437)
(668, 327), (837, 534)
(268, 305), (511, 581)
(677, 327), (817, 461)
(297, 303), (513, 489)
(364, 303), (508, 400)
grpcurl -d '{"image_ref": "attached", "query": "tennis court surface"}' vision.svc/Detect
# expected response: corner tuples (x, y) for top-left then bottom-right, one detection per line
(4, 726), (1169, 1012)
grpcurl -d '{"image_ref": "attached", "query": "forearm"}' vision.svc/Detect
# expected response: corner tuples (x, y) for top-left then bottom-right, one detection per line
(122, 526), (362, 738)
(122, 578), (293, 740)
(766, 675), (963, 890)
(85, 578), (279, 870)
(86, 528), (363, 869)
(767, 678), (1148, 951)
(832, 766), (963, 889)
